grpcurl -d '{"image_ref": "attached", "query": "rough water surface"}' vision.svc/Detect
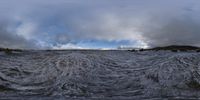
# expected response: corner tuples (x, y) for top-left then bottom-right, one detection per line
(0, 50), (200, 99)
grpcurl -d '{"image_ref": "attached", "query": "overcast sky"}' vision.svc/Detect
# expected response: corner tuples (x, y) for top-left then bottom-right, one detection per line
(0, 0), (200, 49)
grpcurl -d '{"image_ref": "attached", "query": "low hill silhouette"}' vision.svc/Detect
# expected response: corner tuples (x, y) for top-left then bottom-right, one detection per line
(129, 45), (200, 52)
(0, 48), (23, 51)
(0, 48), (23, 54)
(150, 45), (200, 51)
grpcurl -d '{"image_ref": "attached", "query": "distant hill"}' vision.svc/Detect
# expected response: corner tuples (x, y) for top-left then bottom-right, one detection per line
(149, 45), (200, 51)
(128, 45), (200, 52)
(0, 48), (23, 51)
(0, 48), (23, 54)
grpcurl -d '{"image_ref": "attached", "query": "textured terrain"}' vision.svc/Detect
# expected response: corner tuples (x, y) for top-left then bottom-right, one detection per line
(0, 50), (200, 99)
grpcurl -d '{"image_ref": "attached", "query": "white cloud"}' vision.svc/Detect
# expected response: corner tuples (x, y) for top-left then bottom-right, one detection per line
(52, 43), (84, 49)
(16, 21), (37, 40)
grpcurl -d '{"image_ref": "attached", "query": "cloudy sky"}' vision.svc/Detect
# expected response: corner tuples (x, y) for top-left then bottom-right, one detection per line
(0, 0), (200, 49)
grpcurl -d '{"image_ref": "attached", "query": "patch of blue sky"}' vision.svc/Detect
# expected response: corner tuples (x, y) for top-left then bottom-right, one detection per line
(76, 39), (135, 49)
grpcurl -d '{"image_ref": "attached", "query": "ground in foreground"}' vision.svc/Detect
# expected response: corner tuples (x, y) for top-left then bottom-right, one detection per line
(0, 50), (200, 99)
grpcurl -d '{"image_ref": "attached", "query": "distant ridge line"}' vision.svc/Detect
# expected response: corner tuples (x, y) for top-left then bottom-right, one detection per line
(150, 45), (200, 50)
(128, 45), (200, 52)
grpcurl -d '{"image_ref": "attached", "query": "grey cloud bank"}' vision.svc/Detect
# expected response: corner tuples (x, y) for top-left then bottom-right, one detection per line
(0, 0), (200, 49)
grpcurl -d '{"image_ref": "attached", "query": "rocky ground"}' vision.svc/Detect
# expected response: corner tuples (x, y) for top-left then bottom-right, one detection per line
(0, 50), (200, 99)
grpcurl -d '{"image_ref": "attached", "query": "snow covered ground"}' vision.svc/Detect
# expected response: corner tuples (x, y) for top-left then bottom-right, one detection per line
(0, 50), (200, 99)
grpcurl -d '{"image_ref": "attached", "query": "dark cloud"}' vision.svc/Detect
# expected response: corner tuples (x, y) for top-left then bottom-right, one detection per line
(0, 23), (37, 49)
(142, 17), (200, 47)
(139, 3), (200, 47)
